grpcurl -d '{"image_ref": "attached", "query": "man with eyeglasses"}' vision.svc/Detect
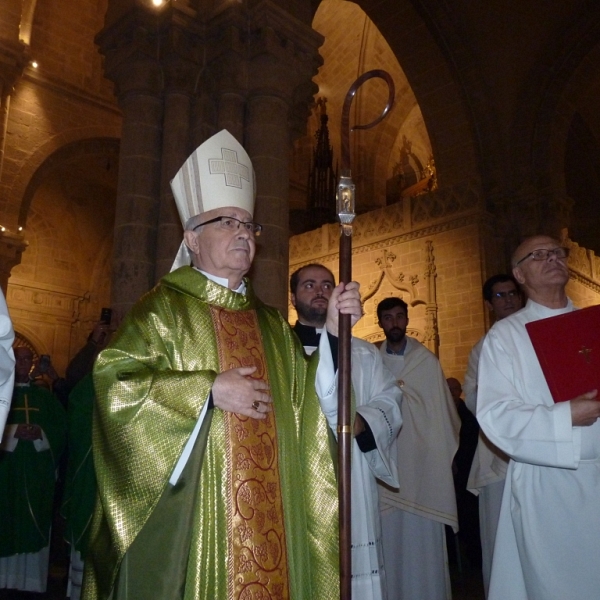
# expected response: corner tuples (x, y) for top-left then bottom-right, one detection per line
(83, 130), (362, 600)
(463, 274), (522, 596)
(477, 235), (600, 600)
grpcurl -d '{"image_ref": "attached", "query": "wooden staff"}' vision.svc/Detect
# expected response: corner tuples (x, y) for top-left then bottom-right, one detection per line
(337, 69), (394, 600)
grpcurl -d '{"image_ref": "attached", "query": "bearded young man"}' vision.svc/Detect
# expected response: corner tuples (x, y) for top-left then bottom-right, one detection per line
(83, 130), (362, 600)
(478, 235), (600, 600)
(376, 297), (460, 600)
(290, 263), (401, 600)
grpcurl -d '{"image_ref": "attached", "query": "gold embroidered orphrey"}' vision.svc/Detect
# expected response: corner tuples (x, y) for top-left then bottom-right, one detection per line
(13, 394), (39, 423)
(210, 306), (290, 600)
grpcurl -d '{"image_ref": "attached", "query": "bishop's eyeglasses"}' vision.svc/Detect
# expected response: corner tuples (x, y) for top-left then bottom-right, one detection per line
(192, 216), (262, 236)
(514, 247), (569, 266)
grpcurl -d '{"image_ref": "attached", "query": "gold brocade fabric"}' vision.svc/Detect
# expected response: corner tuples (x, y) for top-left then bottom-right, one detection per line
(211, 306), (290, 599)
(83, 267), (339, 600)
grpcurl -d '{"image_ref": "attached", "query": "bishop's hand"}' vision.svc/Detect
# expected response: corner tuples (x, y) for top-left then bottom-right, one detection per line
(15, 423), (42, 441)
(212, 366), (272, 419)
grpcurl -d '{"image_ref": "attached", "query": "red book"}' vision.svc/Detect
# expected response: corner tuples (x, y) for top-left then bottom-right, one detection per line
(526, 304), (600, 403)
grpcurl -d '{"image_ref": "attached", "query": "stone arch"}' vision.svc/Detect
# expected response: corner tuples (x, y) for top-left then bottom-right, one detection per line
(544, 42), (600, 196)
(508, 6), (600, 206)
(354, 0), (489, 191)
(300, 0), (488, 225)
(13, 326), (47, 357)
(15, 133), (121, 227)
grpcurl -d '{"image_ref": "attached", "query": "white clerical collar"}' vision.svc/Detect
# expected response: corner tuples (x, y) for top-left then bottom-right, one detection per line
(15, 382), (30, 388)
(195, 267), (246, 295)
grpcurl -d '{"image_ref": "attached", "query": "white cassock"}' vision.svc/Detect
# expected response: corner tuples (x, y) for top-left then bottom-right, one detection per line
(310, 335), (402, 600)
(478, 298), (600, 600)
(378, 337), (460, 600)
(464, 335), (508, 597)
(0, 289), (15, 436)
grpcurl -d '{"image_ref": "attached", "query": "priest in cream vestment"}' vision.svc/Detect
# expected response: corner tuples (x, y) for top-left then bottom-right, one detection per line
(376, 297), (460, 600)
(83, 130), (362, 600)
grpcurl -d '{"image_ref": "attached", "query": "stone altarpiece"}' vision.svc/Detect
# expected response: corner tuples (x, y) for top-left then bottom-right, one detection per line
(289, 187), (600, 379)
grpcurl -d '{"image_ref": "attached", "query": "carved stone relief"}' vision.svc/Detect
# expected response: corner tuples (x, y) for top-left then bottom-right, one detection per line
(360, 242), (439, 354)
(411, 180), (480, 224)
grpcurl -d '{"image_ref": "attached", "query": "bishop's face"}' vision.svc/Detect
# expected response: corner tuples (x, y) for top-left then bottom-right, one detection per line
(184, 206), (256, 289)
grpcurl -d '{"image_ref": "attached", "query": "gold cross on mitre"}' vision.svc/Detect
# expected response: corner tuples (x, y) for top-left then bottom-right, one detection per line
(578, 345), (593, 364)
(13, 395), (39, 424)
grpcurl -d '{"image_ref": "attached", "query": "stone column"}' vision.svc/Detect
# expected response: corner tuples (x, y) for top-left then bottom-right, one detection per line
(246, 94), (291, 312)
(244, 2), (324, 314)
(96, 12), (166, 321)
(0, 36), (30, 221)
(0, 37), (30, 288)
(198, 2), (322, 313)
(204, 9), (247, 148)
(0, 231), (27, 294)
(154, 87), (192, 279)
(154, 20), (203, 281)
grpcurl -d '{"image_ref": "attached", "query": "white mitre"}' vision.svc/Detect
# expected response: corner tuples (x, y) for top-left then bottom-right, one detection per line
(169, 129), (256, 272)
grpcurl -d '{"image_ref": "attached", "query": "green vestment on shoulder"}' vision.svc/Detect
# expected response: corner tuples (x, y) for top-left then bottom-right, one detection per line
(83, 267), (339, 600)
(62, 372), (96, 557)
(0, 384), (67, 556)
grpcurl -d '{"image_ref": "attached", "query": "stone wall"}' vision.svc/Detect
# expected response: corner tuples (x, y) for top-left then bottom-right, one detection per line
(1, 0), (120, 372)
(563, 233), (600, 309)
(8, 171), (113, 373)
(289, 190), (488, 380)
(289, 206), (600, 384)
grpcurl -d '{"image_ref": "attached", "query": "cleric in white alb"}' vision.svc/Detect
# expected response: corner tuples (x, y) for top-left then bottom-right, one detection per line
(477, 235), (600, 600)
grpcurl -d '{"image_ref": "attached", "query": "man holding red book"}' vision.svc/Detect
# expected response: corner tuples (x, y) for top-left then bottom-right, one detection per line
(477, 235), (600, 600)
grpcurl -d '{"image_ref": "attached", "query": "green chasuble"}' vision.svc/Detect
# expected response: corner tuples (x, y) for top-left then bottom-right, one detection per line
(83, 267), (339, 600)
(0, 383), (67, 556)
(62, 373), (97, 557)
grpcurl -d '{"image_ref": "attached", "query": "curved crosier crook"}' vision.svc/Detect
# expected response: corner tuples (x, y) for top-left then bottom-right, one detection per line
(340, 69), (395, 171)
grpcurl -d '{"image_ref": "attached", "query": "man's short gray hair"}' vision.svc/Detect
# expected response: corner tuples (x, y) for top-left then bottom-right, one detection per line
(185, 214), (202, 231)
(184, 214), (203, 260)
